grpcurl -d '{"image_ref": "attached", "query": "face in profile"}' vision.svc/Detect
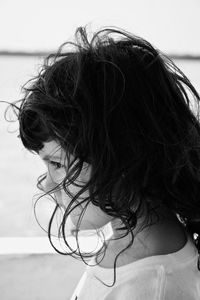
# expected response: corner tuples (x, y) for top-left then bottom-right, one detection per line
(38, 140), (113, 230)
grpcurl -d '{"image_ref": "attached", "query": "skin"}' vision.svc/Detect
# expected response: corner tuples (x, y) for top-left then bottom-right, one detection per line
(38, 140), (113, 230)
(39, 140), (188, 268)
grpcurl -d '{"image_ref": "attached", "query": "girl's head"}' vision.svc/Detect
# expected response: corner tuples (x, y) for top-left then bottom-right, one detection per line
(9, 26), (200, 259)
(38, 139), (113, 230)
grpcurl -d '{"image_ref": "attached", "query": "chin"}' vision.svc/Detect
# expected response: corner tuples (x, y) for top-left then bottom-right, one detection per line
(70, 218), (102, 232)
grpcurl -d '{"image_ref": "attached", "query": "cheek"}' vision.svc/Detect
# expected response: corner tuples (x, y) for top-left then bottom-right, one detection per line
(79, 163), (91, 182)
(56, 189), (83, 214)
(80, 205), (112, 230)
(58, 189), (112, 229)
(51, 169), (66, 184)
(72, 201), (112, 230)
(55, 164), (112, 229)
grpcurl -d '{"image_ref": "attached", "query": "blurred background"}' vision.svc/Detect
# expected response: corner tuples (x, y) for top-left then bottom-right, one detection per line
(0, 1), (200, 299)
(0, 0), (200, 238)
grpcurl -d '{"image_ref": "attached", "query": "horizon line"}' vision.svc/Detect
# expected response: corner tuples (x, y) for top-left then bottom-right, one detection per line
(0, 50), (200, 60)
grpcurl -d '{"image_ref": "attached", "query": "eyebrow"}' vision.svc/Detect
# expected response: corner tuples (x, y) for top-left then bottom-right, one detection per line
(42, 155), (62, 161)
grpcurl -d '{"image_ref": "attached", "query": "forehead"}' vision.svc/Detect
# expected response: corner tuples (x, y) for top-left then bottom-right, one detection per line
(38, 140), (65, 160)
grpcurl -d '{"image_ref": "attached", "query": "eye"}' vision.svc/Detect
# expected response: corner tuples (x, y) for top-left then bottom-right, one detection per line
(49, 161), (65, 170)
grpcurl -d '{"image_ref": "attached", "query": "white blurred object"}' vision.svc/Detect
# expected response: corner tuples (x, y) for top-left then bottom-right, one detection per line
(0, 222), (113, 255)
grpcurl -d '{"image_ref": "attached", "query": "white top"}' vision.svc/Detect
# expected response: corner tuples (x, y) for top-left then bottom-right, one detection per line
(70, 233), (200, 300)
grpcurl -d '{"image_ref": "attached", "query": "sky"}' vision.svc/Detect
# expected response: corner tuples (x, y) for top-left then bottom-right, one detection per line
(0, 0), (199, 54)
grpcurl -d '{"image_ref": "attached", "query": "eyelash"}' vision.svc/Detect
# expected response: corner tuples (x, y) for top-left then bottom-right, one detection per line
(49, 161), (65, 170)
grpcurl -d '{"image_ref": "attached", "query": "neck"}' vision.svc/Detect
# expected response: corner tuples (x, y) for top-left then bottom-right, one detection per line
(97, 208), (187, 268)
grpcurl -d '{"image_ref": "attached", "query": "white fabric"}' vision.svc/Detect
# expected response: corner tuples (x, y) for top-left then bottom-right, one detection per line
(70, 232), (200, 300)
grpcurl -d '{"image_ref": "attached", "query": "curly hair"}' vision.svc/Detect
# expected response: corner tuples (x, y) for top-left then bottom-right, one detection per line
(5, 25), (200, 286)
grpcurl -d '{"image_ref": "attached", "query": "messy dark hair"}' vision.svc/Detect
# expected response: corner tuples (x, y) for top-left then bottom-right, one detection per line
(5, 25), (200, 286)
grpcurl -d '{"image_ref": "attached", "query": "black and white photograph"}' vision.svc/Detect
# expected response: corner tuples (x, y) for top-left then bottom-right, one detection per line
(0, 0), (200, 299)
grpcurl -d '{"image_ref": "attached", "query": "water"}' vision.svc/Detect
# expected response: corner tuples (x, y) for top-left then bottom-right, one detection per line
(0, 55), (200, 237)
